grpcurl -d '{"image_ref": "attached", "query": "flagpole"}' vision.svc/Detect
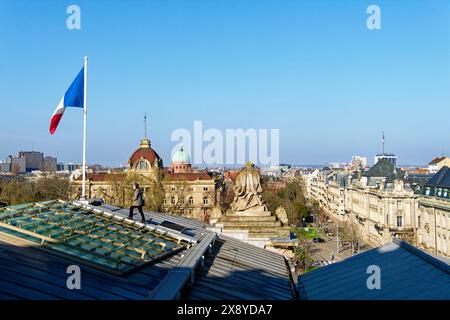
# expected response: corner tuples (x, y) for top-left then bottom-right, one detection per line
(81, 56), (88, 200)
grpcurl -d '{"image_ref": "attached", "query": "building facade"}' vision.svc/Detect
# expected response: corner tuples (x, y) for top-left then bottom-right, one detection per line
(43, 156), (57, 172)
(303, 162), (450, 258)
(0, 155), (26, 174)
(71, 136), (222, 224)
(18, 151), (44, 172)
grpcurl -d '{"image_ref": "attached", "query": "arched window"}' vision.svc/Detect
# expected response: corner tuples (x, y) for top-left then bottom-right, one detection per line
(188, 197), (194, 205)
(136, 160), (149, 171)
(203, 197), (208, 205)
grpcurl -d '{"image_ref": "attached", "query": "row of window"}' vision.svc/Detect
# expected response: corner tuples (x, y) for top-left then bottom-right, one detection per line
(163, 196), (209, 205)
(425, 187), (450, 198)
(166, 186), (209, 192)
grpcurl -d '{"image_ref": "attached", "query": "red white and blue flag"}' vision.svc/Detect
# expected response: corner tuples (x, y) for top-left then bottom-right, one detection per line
(49, 66), (85, 134)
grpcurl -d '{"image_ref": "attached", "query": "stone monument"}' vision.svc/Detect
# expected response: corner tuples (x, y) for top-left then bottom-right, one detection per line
(217, 162), (290, 248)
(230, 162), (269, 214)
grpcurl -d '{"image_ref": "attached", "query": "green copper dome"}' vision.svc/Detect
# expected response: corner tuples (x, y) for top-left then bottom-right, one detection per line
(172, 145), (191, 164)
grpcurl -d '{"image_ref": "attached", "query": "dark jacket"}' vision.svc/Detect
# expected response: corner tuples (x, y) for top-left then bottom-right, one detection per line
(132, 188), (144, 206)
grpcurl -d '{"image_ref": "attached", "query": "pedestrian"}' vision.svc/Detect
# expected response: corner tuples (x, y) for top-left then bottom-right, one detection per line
(128, 182), (146, 223)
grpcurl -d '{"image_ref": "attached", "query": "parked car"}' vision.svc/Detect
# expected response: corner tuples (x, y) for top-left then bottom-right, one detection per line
(313, 238), (326, 243)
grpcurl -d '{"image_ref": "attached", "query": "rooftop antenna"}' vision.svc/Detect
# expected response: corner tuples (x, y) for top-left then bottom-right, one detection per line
(144, 113), (148, 138)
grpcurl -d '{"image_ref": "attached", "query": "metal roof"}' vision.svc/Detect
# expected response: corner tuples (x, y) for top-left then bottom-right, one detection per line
(0, 201), (186, 275)
(298, 239), (450, 300)
(0, 200), (295, 300)
(425, 166), (450, 189)
(182, 235), (296, 300)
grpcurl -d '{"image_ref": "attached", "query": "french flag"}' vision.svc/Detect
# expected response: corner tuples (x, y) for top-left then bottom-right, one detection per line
(49, 66), (85, 134)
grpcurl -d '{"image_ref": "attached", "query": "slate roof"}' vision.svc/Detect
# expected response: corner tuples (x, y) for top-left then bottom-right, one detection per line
(425, 166), (450, 189)
(298, 238), (450, 300)
(363, 158), (404, 181)
(0, 201), (295, 300)
(182, 235), (296, 300)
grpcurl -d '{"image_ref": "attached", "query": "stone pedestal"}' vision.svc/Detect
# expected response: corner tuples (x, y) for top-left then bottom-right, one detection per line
(217, 209), (290, 248)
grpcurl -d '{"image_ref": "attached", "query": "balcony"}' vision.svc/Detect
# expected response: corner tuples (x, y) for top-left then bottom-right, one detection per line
(388, 226), (415, 233)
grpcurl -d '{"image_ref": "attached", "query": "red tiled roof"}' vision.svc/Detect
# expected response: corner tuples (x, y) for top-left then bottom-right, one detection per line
(129, 148), (161, 166)
(75, 173), (125, 182)
(163, 172), (213, 182)
(224, 170), (240, 182)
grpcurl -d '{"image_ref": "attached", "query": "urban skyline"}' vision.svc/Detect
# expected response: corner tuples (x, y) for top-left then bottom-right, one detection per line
(1, 1), (450, 166)
(0, 130), (442, 169)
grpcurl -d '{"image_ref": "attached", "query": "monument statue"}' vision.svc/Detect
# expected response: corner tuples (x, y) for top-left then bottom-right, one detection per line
(230, 162), (267, 213)
(219, 162), (291, 248)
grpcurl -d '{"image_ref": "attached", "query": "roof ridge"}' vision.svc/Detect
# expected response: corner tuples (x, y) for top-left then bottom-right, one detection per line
(392, 238), (450, 274)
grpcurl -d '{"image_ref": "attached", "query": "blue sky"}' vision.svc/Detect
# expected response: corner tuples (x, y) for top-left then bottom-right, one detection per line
(0, 0), (449, 166)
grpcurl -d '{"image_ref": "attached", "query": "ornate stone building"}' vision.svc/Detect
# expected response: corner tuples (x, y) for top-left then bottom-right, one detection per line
(71, 136), (222, 224)
(303, 161), (450, 258)
(127, 137), (163, 180)
(162, 145), (221, 222)
(416, 166), (450, 257)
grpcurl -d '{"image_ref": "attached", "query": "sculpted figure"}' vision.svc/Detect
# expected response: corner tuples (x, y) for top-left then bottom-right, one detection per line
(231, 162), (267, 212)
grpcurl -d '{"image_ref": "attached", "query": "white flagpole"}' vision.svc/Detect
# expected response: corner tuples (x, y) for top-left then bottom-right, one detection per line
(81, 56), (88, 200)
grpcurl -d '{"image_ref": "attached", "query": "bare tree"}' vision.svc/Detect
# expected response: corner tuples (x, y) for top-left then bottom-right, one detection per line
(294, 238), (316, 274)
(164, 181), (190, 215)
(340, 221), (362, 255)
(107, 172), (164, 211)
(11, 163), (20, 176)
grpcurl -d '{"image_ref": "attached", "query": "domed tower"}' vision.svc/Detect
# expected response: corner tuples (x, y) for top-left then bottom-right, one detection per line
(128, 137), (163, 178)
(171, 145), (192, 173)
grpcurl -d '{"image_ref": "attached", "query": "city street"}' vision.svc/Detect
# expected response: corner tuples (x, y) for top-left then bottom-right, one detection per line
(309, 218), (371, 264)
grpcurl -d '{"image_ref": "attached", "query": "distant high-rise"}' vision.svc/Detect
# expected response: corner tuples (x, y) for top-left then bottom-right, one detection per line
(18, 151), (44, 172)
(43, 156), (57, 172)
(0, 155), (26, 174)
(374, 132), (397, 166)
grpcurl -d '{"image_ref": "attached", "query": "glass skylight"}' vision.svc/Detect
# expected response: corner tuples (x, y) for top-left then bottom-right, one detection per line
(0, 201), (185, 275)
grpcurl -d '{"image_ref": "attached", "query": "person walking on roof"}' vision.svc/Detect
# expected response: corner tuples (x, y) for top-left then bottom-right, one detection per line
(128, 182), (146, 223)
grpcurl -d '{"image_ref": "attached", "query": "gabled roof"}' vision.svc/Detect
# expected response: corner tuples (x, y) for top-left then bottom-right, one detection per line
(425, 166), (450, 189)
(298, 239), (450, 300)
(363, 158), (404, 181)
